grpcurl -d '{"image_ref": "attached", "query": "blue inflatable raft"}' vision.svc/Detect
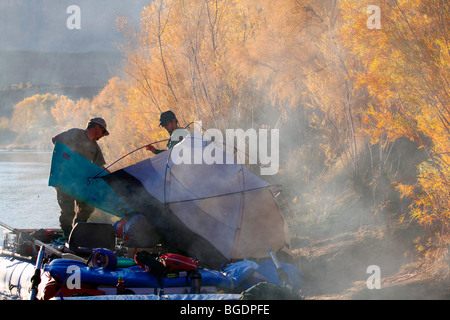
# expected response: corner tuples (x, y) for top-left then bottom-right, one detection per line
(44, 257), (302, 294)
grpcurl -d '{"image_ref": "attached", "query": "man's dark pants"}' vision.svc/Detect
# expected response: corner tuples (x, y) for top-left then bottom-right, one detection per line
(56, 189), (95, 237)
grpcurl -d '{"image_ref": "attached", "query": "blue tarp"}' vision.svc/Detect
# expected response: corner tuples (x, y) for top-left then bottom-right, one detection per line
(44, 258), (260, 290)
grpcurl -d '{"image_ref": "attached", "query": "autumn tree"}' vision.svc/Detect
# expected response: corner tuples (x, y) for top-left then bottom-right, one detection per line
(10, 94), (60, 149)
(116, 0), (256, 145)
(51, 96), (89, 130)
(340, 0), (450, 264)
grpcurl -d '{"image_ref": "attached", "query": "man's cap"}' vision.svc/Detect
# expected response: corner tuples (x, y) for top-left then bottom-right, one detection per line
(88, 117), (109, 136)
(159, 110), (177, 127)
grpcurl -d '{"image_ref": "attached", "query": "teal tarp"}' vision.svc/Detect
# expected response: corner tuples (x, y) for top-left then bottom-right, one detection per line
(48, 141), (134, 217)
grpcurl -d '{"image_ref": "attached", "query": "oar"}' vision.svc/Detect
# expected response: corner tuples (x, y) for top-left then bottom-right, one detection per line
(1, 220), (87, 262)
(29, 245), (45, 300)
(34, 240), (88, 264)
(0, 220), (19, 233)
(0, 220), (35, 251)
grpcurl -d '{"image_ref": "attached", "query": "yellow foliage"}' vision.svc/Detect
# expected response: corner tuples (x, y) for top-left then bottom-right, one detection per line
(3, 0), (449, 264)
(340, 0), (450, 260)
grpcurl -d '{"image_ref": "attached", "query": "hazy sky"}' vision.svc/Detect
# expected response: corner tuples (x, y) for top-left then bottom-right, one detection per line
(0, 0), (148, 52)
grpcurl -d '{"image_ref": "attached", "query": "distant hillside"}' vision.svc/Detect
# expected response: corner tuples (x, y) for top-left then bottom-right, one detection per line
(0, 51), (124, 87)
(0, 0), (147, 52)
(0, 50), (124, 118)
(0, 0), (148, 118)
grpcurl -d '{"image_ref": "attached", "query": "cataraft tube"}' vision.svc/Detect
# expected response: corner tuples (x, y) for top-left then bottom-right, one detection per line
(0, 256), (49, 300)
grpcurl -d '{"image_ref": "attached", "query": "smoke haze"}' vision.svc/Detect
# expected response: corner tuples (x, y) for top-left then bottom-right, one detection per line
(0, 0), (147, 52)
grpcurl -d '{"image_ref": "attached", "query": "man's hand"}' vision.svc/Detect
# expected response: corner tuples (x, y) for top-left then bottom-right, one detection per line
(146, 144), (156, 153)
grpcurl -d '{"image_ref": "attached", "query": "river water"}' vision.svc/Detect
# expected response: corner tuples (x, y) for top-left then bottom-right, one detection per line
(0, 150), (60, 230)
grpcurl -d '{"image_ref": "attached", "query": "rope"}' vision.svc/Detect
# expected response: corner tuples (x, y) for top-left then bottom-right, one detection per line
(90, 122), (197, 180)
(89, 138), (169, 180)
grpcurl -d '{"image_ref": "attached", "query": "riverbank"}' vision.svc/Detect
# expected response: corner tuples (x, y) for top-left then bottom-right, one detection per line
(298, 228), (450, 300)
(0, 144), (52, 152)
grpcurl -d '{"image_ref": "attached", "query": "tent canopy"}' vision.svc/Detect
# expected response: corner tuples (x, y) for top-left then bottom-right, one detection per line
(49, 132), (291, 267)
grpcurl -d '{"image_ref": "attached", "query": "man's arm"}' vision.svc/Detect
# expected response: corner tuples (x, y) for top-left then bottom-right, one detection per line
(146, 144), (164, 154)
